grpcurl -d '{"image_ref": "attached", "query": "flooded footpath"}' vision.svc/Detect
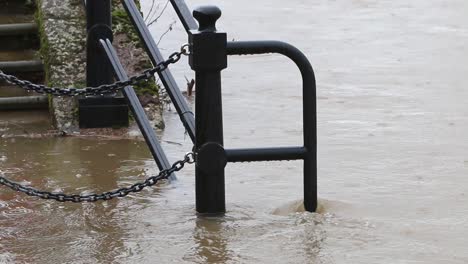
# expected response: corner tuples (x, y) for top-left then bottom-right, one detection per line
(1, 0), (468, 263)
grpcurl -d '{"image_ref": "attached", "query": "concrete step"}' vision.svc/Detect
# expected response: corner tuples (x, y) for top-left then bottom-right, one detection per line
(0, 85), (33, 97)
(0, 0), (35, 16)
(0, 23), (37, 36)
(0, 23), (39, 50)
(0, 72), (44, 85)
(0, 109), (53, 136)
(0, 60), (44, 85)
(0, 60), (44, 84)
(0, 2), (47, 112)
(0, 84), (45, 97)
(0, 49), (38, 61)
(0, 60), (43, 73)
(0, 14), (34, 24)
(0, 95), (48, 110)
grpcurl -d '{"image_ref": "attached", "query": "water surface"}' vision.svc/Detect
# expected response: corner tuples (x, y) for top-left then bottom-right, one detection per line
(1, 0), (468, 263)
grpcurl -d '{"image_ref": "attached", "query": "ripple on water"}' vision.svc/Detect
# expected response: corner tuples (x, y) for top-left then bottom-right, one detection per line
(271, 198), (347, 216)
(1, 205), (34, 217)
(0, 253), (16, 264)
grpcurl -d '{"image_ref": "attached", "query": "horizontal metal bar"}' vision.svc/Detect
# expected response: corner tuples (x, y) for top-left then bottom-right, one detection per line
(100, 39), (176, 180)
(227, 40), (310, 58)
(122, 0), (195, 143)
(225, 147), (307, 162)
(169, 0), (197, 33)
(226, 40), (317, 212)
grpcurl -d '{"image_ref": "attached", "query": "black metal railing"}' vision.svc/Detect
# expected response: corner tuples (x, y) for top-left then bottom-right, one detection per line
(226, 41), (317, 212)
(100, 38), (176, 180)
(85, 0), (317, 214)
(85, 0), (113, 87)
(80, 0), (131, 129)
(122, 0), (196, 142)
(83, 0), (175, 179)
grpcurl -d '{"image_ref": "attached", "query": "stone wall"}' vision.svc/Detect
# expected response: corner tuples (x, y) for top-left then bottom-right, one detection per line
(36, 0), (86, 133)
(36, 0), (164, 134)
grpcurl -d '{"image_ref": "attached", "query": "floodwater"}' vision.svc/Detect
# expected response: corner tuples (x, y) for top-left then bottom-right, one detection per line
(1, 0), (468, 263)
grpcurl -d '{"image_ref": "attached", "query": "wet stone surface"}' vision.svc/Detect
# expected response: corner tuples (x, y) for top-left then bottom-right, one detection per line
(38, 0), (86, 133)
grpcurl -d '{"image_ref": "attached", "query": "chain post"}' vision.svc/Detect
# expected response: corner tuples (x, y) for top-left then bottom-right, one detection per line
(82, 0), (129, 128)
(189, 6), (228, 215)
(86, 0), (113, 86)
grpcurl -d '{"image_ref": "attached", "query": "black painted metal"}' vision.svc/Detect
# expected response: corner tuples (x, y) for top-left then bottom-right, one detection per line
(86, 0), (113, 86)
(197, 143), (227, 176)
(169, 0), (198, 32)
(225, 147), (308, 162)
(100, 39), (176, 180)
(85, 0), (111, 30)
(82, 0), (129, 128)
(121, 0), (195, 143)
(78, 97), (129, 128)
(88, 0), (318, 212)
(190, 6), (227, 215)
(158, 0), (318, 212)
(226, 40), (317, 212)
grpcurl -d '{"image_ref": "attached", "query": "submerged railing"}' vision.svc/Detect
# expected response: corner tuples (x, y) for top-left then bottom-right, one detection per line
(0, 0), (317, 214)
(119, 0), (318, 213)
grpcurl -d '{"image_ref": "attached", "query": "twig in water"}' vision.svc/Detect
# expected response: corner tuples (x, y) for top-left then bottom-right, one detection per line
(184, 75), (195, 96)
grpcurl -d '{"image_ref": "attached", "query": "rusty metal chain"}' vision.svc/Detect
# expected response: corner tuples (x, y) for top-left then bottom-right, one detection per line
(0, 152), (195, 203)
(0, 44), (190, 97)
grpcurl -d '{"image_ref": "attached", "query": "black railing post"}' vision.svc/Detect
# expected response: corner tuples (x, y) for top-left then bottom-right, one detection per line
(86, 0), (113, 86)
(189, 6), (228, 215)
(80, 0), (128, 128)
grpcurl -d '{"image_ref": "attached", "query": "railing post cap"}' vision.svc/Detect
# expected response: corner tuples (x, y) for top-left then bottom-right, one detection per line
(193, 5), (222, 32)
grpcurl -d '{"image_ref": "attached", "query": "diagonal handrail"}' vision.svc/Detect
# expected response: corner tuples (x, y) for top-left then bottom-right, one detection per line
(111, 0), (317, 212)
(99, 38), (176, 180)
(82, 0), (176, 178)
(169, 0), (197, 32)
(122, 0), (195, 143)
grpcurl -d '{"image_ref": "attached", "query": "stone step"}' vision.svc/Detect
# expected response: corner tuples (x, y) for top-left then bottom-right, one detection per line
(0, 23), (39, 50)
(0, 2), (49, 112)
(0, 60), (43, 73)
(0, 85), (32, 97)
(0, 0), (35, 16)
(0, 72), (44, 85)
(0, 59), (44, 85)
(0, 34), (39, 51)
(0, 14), (34, 24)
(0, 95), (48, 110)
(0, 84), (45, 97)
(0, 109), (53, 136)
(0, 49), (38, 61)
(0, 23), (37, 36)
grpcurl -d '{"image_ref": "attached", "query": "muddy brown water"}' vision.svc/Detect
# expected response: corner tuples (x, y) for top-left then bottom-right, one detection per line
(1, 0), (468, 263)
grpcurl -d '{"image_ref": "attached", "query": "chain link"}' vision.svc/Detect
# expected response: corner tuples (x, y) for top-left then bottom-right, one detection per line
(0, 152), (196, 203)
(0, 44), (190, 97)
